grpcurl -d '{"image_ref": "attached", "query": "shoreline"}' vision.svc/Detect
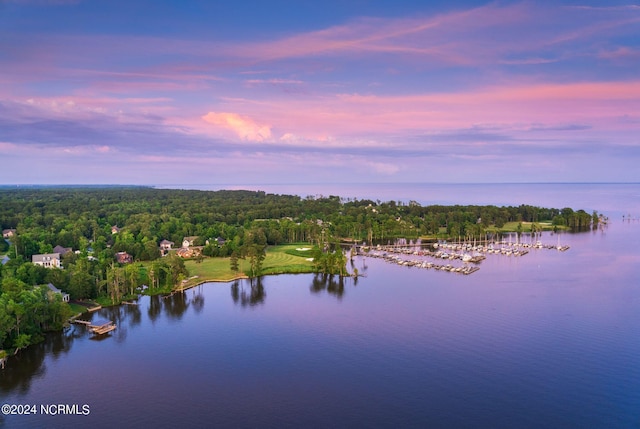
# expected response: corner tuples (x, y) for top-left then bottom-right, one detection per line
(176, 274), (249, 292)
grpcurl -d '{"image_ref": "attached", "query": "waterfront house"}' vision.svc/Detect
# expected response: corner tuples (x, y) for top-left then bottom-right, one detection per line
(46, 283), (70, 302)
(32, 253), (62, 269)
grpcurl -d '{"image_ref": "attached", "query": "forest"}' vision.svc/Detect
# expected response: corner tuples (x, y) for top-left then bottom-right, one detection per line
(0, 186), (597, 353)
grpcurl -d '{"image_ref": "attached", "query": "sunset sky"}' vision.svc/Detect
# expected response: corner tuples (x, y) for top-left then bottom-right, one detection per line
(1, 0), (639, 185)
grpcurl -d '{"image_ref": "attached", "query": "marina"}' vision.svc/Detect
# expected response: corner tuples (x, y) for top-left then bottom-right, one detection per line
(356, 237), (570, 275)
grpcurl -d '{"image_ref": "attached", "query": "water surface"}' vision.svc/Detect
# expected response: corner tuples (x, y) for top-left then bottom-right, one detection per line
(2, 183), (639, 428)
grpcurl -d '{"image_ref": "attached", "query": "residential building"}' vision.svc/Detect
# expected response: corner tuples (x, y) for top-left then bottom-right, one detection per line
(46, 283), (70, 302)
(2, 228), (16, 238)
(115, 251), (133, 264)
(159, 239), (174, 251)
(53, 245), (73, 256)
(182, 236), (198, 248)
(32, 253), (62, 269)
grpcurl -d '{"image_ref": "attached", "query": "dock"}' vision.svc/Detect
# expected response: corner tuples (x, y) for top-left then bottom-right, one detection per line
(363, 251), (481, 275)
(356, 237), (571, 276)
(88, 319), (117, 336)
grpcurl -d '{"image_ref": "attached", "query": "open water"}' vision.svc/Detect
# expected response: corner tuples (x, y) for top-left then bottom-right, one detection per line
(1, 183), (639, 428)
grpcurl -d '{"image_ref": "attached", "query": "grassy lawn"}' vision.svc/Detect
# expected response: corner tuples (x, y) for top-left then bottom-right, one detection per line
(67, 302), (89, 315)
(183, 243), (315, 287)
(261, 244), (316, 275)
(498, 221), (564, 232)
(420, 222), (567, 240)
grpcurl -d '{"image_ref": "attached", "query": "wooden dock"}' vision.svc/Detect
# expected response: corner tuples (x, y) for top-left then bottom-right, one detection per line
(88, 319), (117, 336)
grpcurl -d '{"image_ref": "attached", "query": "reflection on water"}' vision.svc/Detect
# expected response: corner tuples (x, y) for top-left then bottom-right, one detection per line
(0, 327), (77, 395)
(0, 287), (207, 398)
(310, 273), (347, 298)
(230, 278), (266, 307)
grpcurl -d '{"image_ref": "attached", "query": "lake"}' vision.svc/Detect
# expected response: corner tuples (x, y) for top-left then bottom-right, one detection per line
(1, 183), (640, 428)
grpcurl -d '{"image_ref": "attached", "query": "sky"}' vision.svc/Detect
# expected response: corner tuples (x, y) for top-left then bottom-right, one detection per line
(0, 0), (639, 185)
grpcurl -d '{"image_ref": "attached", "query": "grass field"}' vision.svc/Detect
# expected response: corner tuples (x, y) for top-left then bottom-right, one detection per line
(497, 221), (563, 232)
(182, 243), (316, 287)
(67, 303), (89, 314)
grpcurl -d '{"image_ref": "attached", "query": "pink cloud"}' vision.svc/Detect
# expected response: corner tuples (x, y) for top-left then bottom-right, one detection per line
(202, 112), (272, 142)
(598, 46), (640, 60)
(203, 80), (640, 144)
(0, 142), (20, 152)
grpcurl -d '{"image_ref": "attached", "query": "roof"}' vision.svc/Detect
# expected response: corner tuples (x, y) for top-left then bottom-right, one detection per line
(115, 251), (133, 263)
(32, 253), (61, 263)
(47, 283), (62, 294)
(90, 319), (113, 328)
(53, 245), (72, 255)
(160, 239), (174, 245)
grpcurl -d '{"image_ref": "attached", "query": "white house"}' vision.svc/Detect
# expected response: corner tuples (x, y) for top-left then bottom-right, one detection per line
(182, 236), (198, 248)
(159, 239), (174, 251)
(32, 253), (62, 269)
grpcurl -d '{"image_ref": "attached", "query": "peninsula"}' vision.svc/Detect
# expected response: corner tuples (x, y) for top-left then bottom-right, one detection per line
(0, 187), (601, 355)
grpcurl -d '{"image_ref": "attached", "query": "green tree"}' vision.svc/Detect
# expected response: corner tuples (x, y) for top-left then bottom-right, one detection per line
(245, 244), (266, 277)
(230, 252), (239, 273)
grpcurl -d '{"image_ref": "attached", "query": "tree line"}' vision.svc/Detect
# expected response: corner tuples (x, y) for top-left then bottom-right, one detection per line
(0, 186), (598, 352)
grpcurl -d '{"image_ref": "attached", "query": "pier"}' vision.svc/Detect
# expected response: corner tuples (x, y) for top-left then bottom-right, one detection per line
(89, 319), (117, 336)
(71, 318), (116, 335)
(362, 251), (481, 275)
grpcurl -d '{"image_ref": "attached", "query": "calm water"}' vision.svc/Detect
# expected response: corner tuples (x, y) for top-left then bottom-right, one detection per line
(2, 183), (640, 428)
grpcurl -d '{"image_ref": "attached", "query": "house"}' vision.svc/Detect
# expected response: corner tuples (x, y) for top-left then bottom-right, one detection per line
(115, 251), (133, 264)
(111, 225), (121, 234)
(46, 283), (70, 303)
(32, 253), (62, 269)
(206, 237), (226, 246)
(53, 245), (73, 256)
(159, 239), (174, 251)
(182, 236), (198, 248)
(2, 228), (16, 238)
(176, 247), (200, 258)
